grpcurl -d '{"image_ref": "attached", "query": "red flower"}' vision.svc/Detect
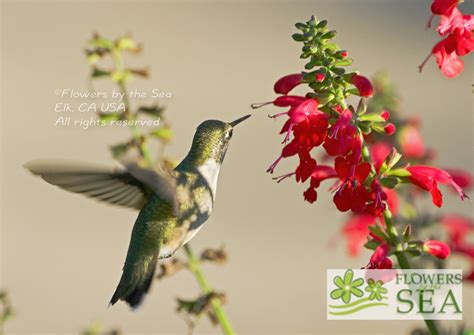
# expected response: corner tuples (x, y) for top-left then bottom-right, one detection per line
(323, 109), (359, 157)
(365, 181), (389, 216)
(365, 244), (393, 269)
(351, 74), (374, 97)
(423, 240), (451, 259)
(342, 214), (376, 257)
(295, 150), (317, 183)
(398, 124), (426, 159)
(431, 0), (460, 16)
(406, 165), (467, 207)
(303, 187), (317, 203)
(432, 37), (465, 78)
(437, 8), (474, 37)
(273, 73), (303, 94)
(333, 156), (371, 212)
(302, 165), (337, 204)
(421, 9), (474, 78)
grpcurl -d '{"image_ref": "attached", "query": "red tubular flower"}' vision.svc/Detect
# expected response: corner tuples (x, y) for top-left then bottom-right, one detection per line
(351, 74), (374, 97)
(273, 73), (303, 94)
(333, 156), (371, 212)
(267, 139), (300, 173)
(444, 168), (473, 189)
(323, 109), (358, 157)
(437, 8), (474, 36)
(295, 150), (317, 183)
(431, 0), (460, 16)
(302, 165), (337, 204)
(423, 240), (451, 259)
(277, 99), (328, 145)
(433, 37), (465, 77)
(366, 244), (393, 269)
(365, 180), (388, 216)
(303, 187), (317, 203)
(398, 124), (426, 159)
(406, 165), (467, 207)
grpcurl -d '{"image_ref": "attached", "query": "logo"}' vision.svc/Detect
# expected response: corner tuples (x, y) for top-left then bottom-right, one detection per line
(327, 269), (462, 320)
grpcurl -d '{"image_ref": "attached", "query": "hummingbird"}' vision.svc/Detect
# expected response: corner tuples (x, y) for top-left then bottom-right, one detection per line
(24, 114), (251, 309)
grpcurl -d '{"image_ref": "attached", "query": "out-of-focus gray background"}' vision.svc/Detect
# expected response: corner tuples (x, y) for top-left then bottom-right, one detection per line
(1, 0), (473, 334)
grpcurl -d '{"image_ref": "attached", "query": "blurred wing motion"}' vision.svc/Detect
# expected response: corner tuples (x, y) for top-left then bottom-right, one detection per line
(24, 159), (181, 213)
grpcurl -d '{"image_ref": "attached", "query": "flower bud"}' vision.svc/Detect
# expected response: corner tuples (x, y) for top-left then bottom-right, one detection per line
(384, 123), (396, 135)
(381, 110), (390, 121)
(423, 240), (451, 259)
(274, 74), (303, 94)
(315, 73), (325, 82)
(351, 74), (374, 97)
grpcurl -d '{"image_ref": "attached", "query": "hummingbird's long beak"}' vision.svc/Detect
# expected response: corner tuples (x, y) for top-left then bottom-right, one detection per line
(229, 114), (251, 127)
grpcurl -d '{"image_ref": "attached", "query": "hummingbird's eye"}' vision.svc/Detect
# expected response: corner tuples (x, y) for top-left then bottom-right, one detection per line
(227, 129), (233, 139)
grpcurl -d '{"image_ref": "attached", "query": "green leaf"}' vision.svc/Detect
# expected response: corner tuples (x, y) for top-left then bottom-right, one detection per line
(334, 58), (353, 67)
(367, 225), (390, 242)
(386, 168), (411, 178)
(98, 113), (121, 123)
(359, 113), (386, 122)
(316, 20), (328, 28)
(116, 36), (139, 51)
(380, 176), (399, 189)
(150, 127), (173, 142)
(364, 239), (380, 250)
(89, 37), (114, 50)
(295, 22), (307, 30)
(91, 67), (111, 78)
(321, 30), (337, 39)
(292, 33), (305, 42)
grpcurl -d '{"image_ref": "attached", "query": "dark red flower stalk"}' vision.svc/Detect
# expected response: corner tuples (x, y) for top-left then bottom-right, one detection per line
(406, 165), (467, 207)
(423, 240), (451, 259)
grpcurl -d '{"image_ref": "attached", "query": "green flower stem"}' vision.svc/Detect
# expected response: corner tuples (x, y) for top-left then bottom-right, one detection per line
(359, 133), (439, 335)
(383, 208), (439, 335)
(111, 47), (234, 335)
(184, 245), (235, 335)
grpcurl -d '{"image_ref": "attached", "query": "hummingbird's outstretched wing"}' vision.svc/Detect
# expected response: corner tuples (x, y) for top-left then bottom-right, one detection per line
(24, 159), (182, 213)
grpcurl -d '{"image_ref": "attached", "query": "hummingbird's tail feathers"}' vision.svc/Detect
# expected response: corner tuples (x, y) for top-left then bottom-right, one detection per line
(109, 255), (158, 309)
(23, 159), (152, 210)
